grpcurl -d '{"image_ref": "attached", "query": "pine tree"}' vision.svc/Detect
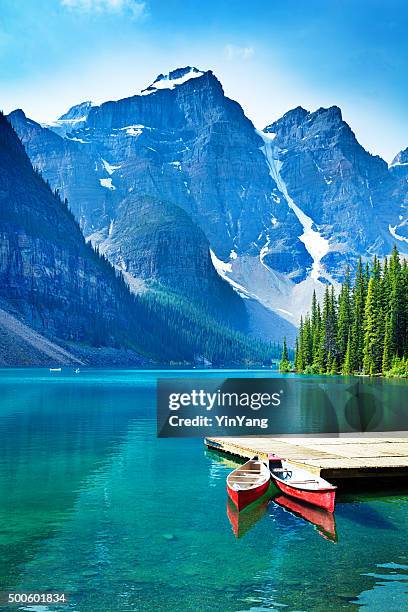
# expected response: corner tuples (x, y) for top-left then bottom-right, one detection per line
(312, 302), (322, 372)
(296, 317), (305, 372)
(302, 316), (313, 367)
(342, 332), (352, 375)
(351, 258), (366, 372)
(279, 337), (291, 372)
(382, 312), (393, 372)
(337, 267), (352, 366)
(388, 245), (404, 357)
(363, 264), (383, 375)
(294, 338), (300, 371)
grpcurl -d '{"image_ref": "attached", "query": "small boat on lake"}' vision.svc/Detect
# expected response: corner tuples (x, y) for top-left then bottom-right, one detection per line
(268, 454), (336, 513)
(227, 458), (270, 511)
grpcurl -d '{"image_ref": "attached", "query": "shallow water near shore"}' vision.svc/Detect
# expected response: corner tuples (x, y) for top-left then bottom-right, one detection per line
(0, 369), (407, 611)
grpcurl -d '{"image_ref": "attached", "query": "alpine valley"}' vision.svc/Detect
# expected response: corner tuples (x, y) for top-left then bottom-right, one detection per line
(3, 66), (408, 364)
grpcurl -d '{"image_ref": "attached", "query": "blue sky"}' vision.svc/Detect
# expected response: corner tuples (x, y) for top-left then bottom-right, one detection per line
(1, 0), (407, 161)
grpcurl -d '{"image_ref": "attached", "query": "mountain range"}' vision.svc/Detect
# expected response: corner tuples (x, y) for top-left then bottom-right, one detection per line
(0, 110), (275, 366)
(3, 66), (408, 363)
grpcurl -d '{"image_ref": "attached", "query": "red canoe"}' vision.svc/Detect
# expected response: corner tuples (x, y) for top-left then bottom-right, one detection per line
(227, 458), (270, 511)
(268, 455), (336, 513)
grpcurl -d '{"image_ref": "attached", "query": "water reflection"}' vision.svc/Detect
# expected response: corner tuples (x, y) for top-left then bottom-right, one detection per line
(226, 494), (271, 539)
(273, 495), (337, 542)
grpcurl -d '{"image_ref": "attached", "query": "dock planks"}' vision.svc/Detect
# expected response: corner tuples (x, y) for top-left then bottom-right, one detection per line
(204, 433), (408, 479)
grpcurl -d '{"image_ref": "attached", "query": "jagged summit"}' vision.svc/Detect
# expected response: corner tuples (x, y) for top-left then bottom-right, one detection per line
(390, 147), (408, 168)
(313, 105), (343, 120)
(140, 66), (207, 95)
(59, 101), (93, 122)
(264, 106), (308, 132)
(8, 108), (26, 120)
(264, 105), (344, 135)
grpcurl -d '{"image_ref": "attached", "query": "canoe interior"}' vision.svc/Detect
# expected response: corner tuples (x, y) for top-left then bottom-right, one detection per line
(227, 460), (269, 491)
(270, 460), (336, 492)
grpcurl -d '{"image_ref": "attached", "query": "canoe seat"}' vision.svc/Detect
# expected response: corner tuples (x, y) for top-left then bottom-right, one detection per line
(289, 480), (318, 484)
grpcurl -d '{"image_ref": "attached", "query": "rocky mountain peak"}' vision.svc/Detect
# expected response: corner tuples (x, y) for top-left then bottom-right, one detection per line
(58, 101), (93, 121)
(313, 105), (343, 122)
(140, 66), (207, 95)
(0, 112), (32, 167)
(390, 147), (408, 168)
(8, 108), (27, 121)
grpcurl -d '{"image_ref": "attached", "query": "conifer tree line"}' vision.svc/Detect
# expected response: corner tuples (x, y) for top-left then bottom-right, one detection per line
(293, 246), (408, 376)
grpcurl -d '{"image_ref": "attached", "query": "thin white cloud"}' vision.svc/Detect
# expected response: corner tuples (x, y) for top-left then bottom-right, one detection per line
(225, 44), (255, 61)
(61, 0), (146, 18)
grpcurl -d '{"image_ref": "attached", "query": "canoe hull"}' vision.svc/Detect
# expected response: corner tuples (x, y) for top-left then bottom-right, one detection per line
(273, 478), (336, 513)
(227, 478), (270, 512)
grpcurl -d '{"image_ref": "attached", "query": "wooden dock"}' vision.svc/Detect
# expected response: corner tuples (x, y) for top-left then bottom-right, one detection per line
(205, 433), (408, 479)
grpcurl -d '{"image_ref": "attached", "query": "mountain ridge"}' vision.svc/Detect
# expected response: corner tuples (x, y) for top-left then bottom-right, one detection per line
(8, 66), (408, 327)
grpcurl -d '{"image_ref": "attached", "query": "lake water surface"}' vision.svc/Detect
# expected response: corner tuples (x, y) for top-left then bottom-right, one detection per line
(0, 369), (407, 611)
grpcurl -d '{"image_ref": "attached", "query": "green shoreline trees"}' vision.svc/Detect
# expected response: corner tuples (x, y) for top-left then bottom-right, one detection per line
(293, 246), (408, 377)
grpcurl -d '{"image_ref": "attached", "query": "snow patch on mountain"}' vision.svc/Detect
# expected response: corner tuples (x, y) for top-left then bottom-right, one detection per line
(259, 234), (272, 269)
(140, 67), (205, 96)
(210, 252), (324, 323)
(100, 178), (116, 190)
(389, 224), (408, 244)
(210, 250), (251, 299)
(170, 161), (182, 170)
(257, 129), (331, 282)
(102, 159), (121, 175)
(66, 136), (89, 144)
(390, 161), (408, 168)
(119, 125), (145, 137)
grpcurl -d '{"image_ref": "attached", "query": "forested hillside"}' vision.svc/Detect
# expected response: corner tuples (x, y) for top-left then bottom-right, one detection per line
(294, 246), (408, 376)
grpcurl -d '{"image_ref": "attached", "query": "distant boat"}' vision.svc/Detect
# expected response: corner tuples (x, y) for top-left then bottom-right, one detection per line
(49, 368), (62, 372)
(74, 368), (80, 374)
(274, 494), (337, 543)
(268, 454), (336, 513)
(227, 458), (270, 511)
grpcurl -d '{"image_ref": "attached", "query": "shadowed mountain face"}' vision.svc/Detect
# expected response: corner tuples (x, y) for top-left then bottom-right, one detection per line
(0, 111), (141, 348)
(9, 66), (407, 326)
(0, 112), (281, 364)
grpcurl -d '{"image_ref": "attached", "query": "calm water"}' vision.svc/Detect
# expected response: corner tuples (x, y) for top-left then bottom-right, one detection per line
(0, 369), (407, 612)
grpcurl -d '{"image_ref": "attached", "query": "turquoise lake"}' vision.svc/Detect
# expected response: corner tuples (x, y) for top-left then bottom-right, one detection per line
(0, 369), (407, 611)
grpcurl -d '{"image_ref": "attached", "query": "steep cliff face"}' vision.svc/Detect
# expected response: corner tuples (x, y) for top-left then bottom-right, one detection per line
(0, 111), (144, 348)
(8, 109), (108, 232)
